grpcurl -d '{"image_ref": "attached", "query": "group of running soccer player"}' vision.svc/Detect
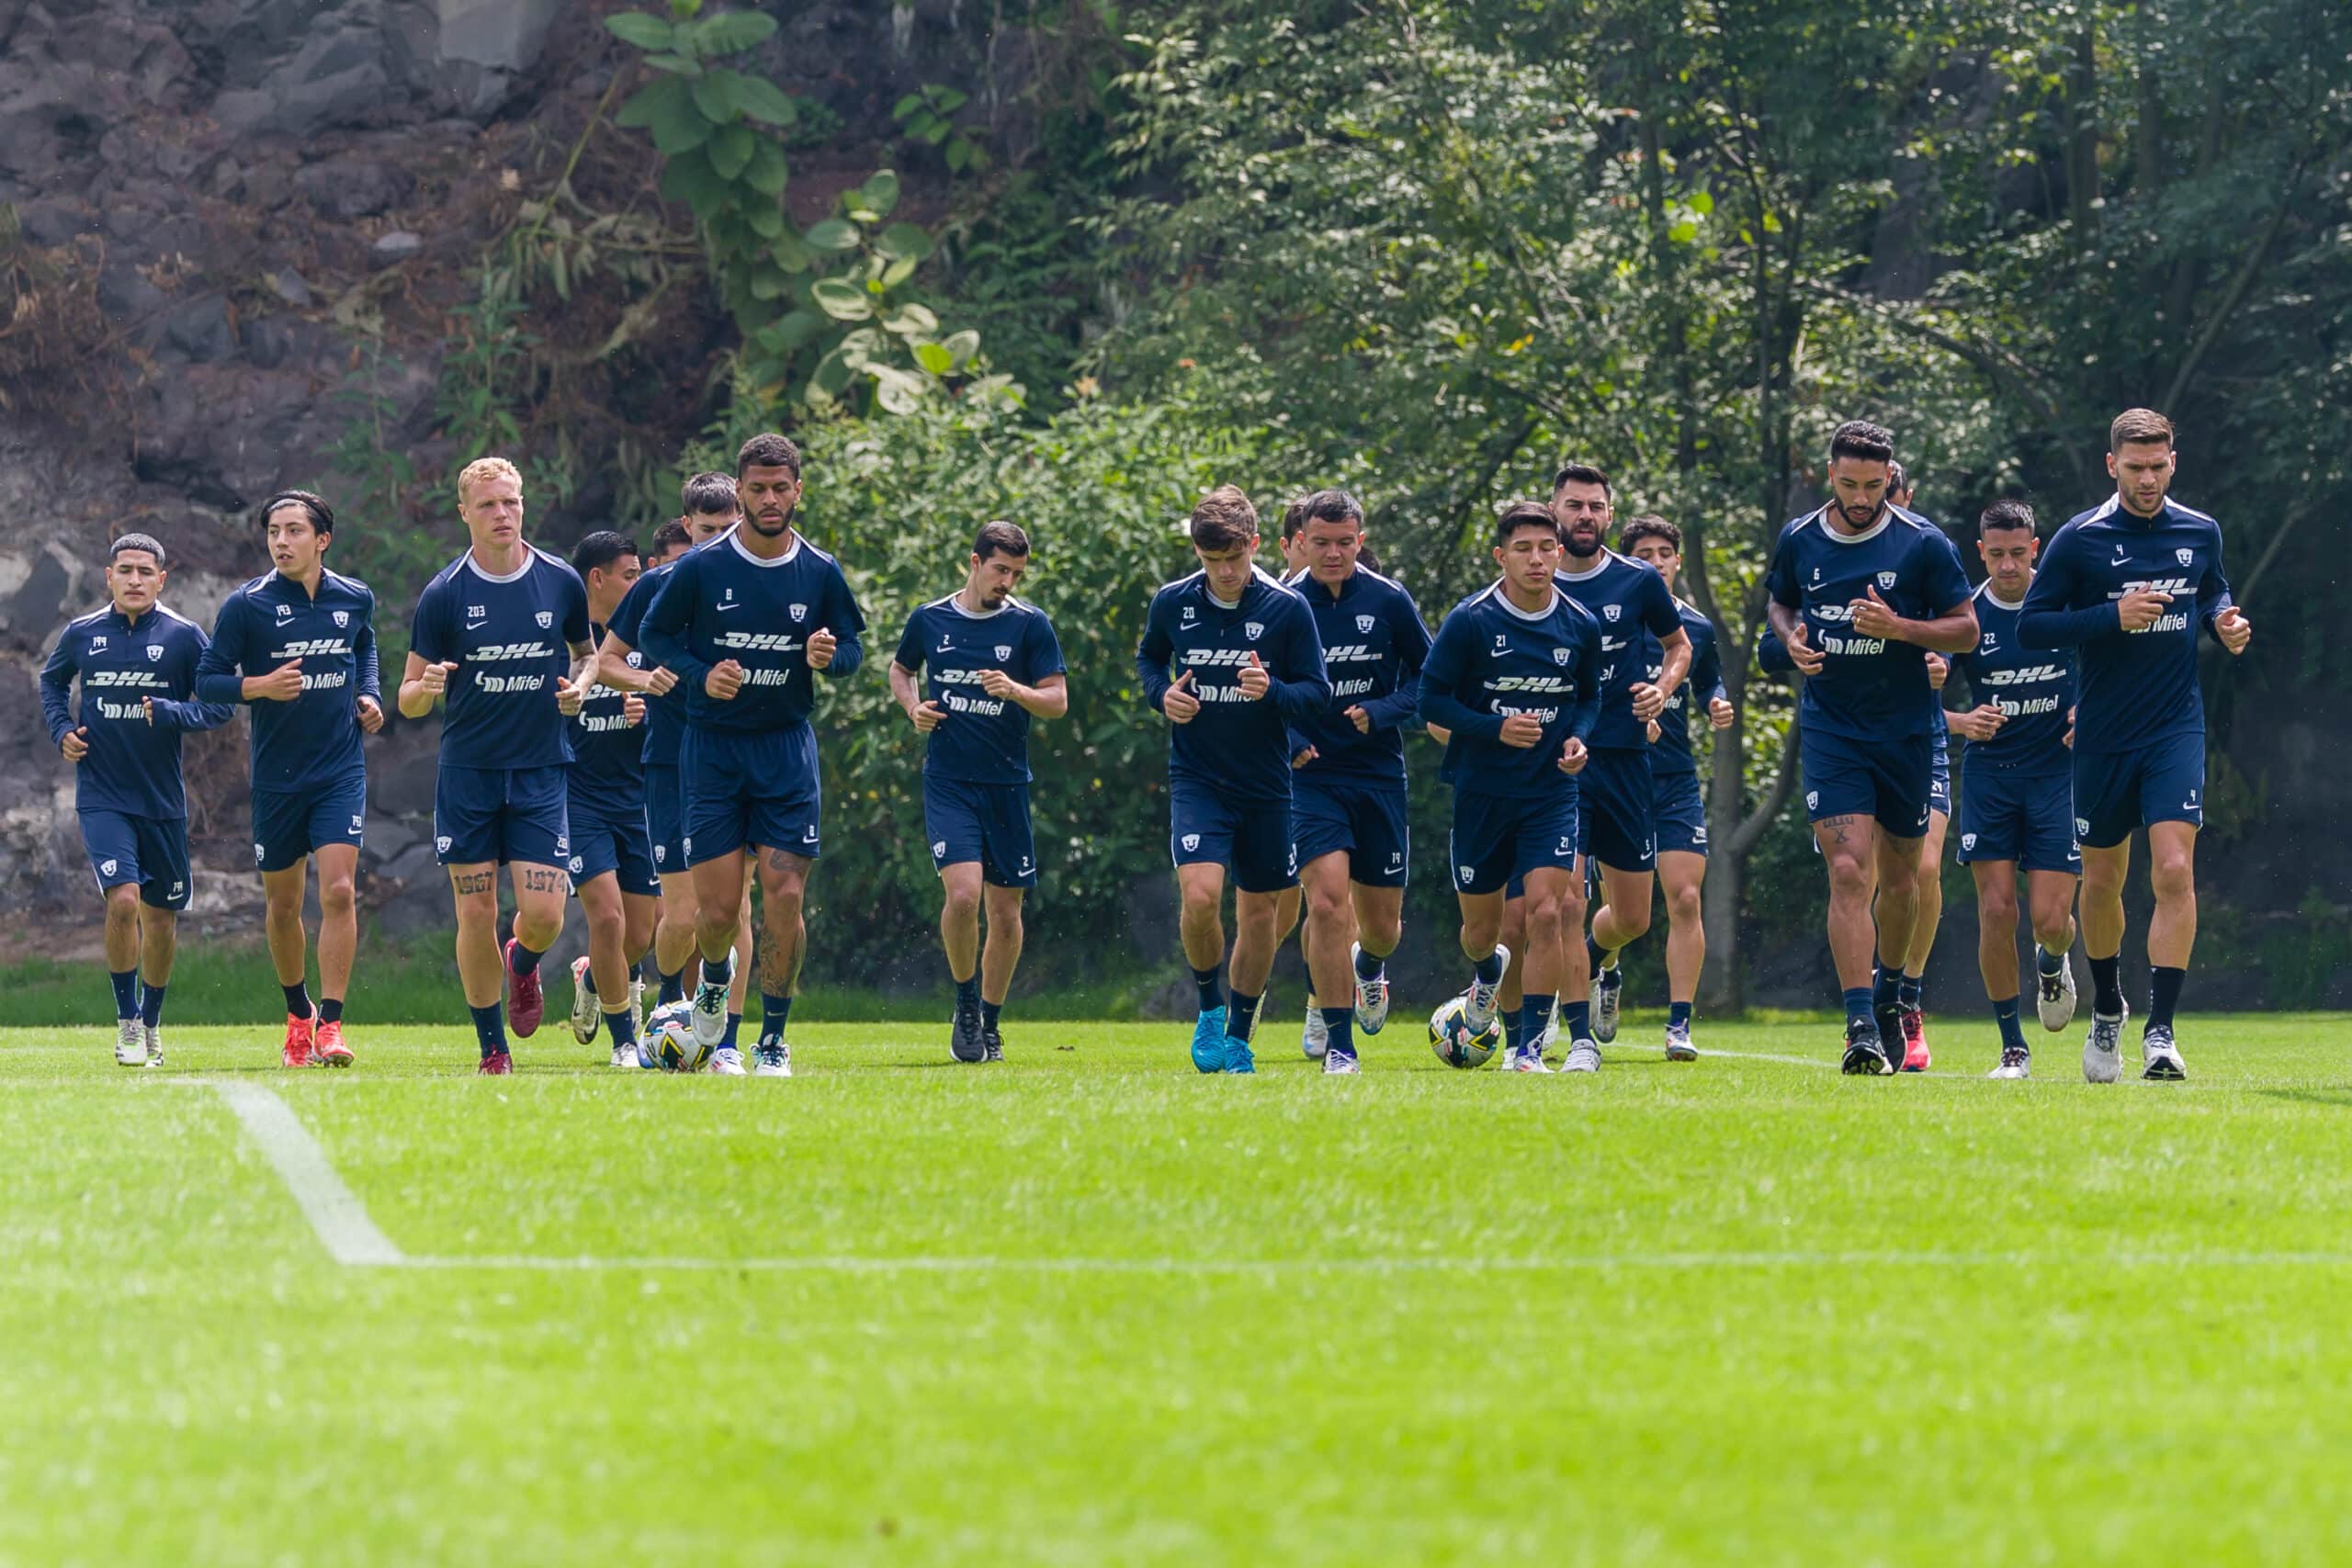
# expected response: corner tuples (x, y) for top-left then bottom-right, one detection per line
(39, 407), (2247, 1082)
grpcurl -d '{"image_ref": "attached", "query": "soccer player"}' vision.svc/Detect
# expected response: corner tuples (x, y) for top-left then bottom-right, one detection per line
(888, 521), (1068, 1063)
(2018, 409), (2250, 1081)
(638, 434), (867, 1077)
(1136, 485), (1331, 1075)
(1547, 464), (1690, 1050)
(563, 530), (656, 1067)
(1764, 421), (1976, 1075)
(601, 492), (757, 1046)
(398, 457), (593, 1075)
(40, 535), (231, 1066)
(1883, 459), (1951, 1071)
(1421, 502), (1601, 1072)
(1619, 517), (1736, 1057)
(1944, 501), (2080, 1079)
(196, 491), (383, 1068)
(1280, 490), (1433, 1073)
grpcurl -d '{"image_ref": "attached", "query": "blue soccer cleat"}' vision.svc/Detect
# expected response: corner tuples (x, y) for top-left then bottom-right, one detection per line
(1190, 1006), (1228, 1074)
(1223, 1034), (1256, 1075)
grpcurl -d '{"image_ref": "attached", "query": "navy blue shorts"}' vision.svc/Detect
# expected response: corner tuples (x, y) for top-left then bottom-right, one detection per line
(1170, 780), (1295, 894)
(924, 776), (1037, 888)
(1956, 763), (2080, 874)
(2074, 732), (2204, 852)
(642, 762), (688, 878)
(435, 764), (570, 868)
(1651, 770), (1709, 858)
(1800, 726), (1933, 839)
(681, 725), (821, 866)
(1291, 773), (1410, 887)
(1929, 728), (1952, 818)
(568, 804), (660, 896)
(81, 809), (191, 910)
(1454, 788), (1579, 897)
(253, 777), (367, 874)
(1577, 747), (1656, 872)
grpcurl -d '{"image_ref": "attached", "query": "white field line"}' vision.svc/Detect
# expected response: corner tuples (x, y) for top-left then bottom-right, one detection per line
(203, 1080), (407, 1266)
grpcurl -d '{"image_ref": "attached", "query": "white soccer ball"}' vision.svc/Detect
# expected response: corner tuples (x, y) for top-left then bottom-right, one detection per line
(1429, 992), (1500, 1069)
(643, 1000), (708, 1073)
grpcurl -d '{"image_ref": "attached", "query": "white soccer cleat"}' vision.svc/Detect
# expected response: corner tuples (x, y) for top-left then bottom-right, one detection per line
(1351, 943), (1392, 1034)
(1503, 1043), (1551, 1073)
(115, 1018), (149, 1067)
(1301, 998), (1329, 1059)
(752, 1041), (793, 1077)
(689, 958), (732, 1048)
(1664, 1021), (1696, 1062)
(1592, 968), (1622, 1043)
(2141, 1023), (2187, 1081)
(569, 955), (601, 1044)
(1989, 1045), (2030, 1079)
(2083, 1002), (2127, 1084)
(707, 1046), (746, 1076)
(1321, 1044), (1362, 1075)
(1562, 1040), (1602, 1074)
(609, 1041), (638, 1068)
(1464, 944), (1509, 1031)
(2034, 945), (2078, 1032)
(142, 1023), (164, 1066)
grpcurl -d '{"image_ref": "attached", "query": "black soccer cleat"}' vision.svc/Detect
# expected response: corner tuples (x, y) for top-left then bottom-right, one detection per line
(1841, 1019), (1894, 1077)
(950, 1009), (987, 1064)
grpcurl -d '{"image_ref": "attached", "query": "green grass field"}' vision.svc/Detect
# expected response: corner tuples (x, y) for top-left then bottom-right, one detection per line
(6, 1011), (2352, 1565)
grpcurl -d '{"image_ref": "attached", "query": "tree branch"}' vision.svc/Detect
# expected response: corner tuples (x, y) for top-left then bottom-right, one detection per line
(1727, 711), (1799, 856)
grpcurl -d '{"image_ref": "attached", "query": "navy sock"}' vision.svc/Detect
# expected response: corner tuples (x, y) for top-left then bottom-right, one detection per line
(2089, 953), (2123, 1014)
(469, 1002), (507, 1058)
(109, 969), (139, 1019)
(1560, 998), (1590, 1042)
(580, 965), (596, 998)
(1227, 990), (1261, 1043)
(1354, 944), (1384, 980)
(1898, 972), (1923, 1010)
(1668, 1000), (1692, 1030)
(1871, 964), (1901, 1012)
(2037, 945), (2064, 977)
(317, 998), (343, 1026)
(1842, 987), (1875, 1028)
(139, 982), (166, 1029)
(955, 976), (980, 1017)
(1992, 995), (2026, 1051)
(1502, 1011), (1525, 1054)
(2149, 966), (2185, 1031)
(1523, 995), (1557, 1048)
(1192, 964), (1223, 1014)
(761, 994), (792, 1040)
(1586, 934), (1608, 979)
(509, 940), (543, 977)
(283, 982), (313, 1020)
(605, 1004), (639, 1047)
(701, 953), (731, 989)
(980, 999), (1001, 1031)
(1472, 947), (1503, 986)
(1321, 1005), (1354, 1056)
(658, 964), (686, 1005)
(722, 1011), (743, 1049)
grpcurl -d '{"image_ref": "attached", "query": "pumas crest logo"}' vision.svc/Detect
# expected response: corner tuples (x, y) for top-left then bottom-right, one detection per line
(932, 840), (947, 859)
(789, 604), (808, 623)
(1603, 604), (1622, 622)
(1961, 833), (1977, 852)
(1553, 647), (1572, 664)
(653, 844), (666, 864)
(2075, 817), (2091, 839)
(1181, 833), (1201, 852)
(334, 610), (350, 627)
(435, 836), (453, 853)
(99, 859), (118, 877)
(993, 645), (1012, 662)
(147, 644), (163, 661)
(2176, 547), (2193, 566)
(568, 856), (584, 874)
(1877, 570), (1898, 590)
(254, 843), (266, 863)
(1806, 791), (1820, 811)
(1457, 864), (1476, 885)
(536, 610), (553, 628)
(1245, 621), (1263, 640)
(1356, 615), (1374, 634)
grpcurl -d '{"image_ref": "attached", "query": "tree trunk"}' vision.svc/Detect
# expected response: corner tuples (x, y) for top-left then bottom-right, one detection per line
(2065, 23), (2100, 236)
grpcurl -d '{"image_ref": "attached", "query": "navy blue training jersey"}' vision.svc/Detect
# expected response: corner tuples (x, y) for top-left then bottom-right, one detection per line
(195, 569), (380, 793)
(1650, 601), (1724, 778)
(1763, 503), (1973, 741)
(1419, 582), (1604, 799)
(569, 621), (647, 815)
(411, 546), (592, 770)
(606, 557), (687, 766)
(40, 604), (232, 818)
(1281, 565), (1433, 788)
(1951, 585), (2074, 774)
(1555, 549), (1686, 751)
(636, 531), (866, 735)
(1136, 566), (1331, 803)
(2016, 496), (2230, 755)
(891, 594), (1066, 785)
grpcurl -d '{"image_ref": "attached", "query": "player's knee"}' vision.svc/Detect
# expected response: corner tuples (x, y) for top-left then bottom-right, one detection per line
(104, 885), (140, 919)
(319, 877), (356, 919)
(1363, 909), (1402, 952)
(2150, 855), (2195, 905)
(1668, 883), (1702, 926)
(1306, 880), (1348, 923)
(452, 892), (497, 930)
(942, 881), (980, 921)
(1978, 884), (2019, 931)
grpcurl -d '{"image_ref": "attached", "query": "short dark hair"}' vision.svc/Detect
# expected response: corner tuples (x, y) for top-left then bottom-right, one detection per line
(650, 518), (694, 555)
(1189, 485), (1260, 552)
(1886, 459), (1910, 497)
(1279, 495), (1310, 542)
(571, 530), (639, 578)
(974, 520), (1030, 561)
(1826, 421), (1894, 467)
(1357, 541), (1382, 573)
(109, 532), (166, 568)
(1550, 462), (1611, 499)
(682, 471), (738, 515)
(2110, 408), (2175, 450)
(1495, 499), (1558, 547)
(1978, 500), (2036, 536)
(736, 433), (801, 479)
(260, 489), (335, 536)
(1295, 488), (1365, 534)
(1618, 515), (1681, 554)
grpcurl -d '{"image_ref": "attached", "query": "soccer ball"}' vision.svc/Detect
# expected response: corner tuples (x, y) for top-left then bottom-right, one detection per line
(643, 1000), (708, 1073)
(1429, 993), (1500, 1069)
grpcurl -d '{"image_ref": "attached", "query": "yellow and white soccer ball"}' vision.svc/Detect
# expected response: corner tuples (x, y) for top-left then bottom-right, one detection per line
(643, 1000), (709, 1073)
(1429, 993), (1501, 1069)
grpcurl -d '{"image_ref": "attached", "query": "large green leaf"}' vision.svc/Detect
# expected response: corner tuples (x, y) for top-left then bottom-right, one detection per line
(658, 147), (727, 220)
(742, 139), (789, 197)
(748, 267), (788, 301)
(874, 222), (932, 263)
(745, 202), (784, 239)
(694, 10), (778, 52)
(810, 278), (874, 321)
(809, 344), (858, 397)
(614, 75), (689, 130)
(766, 310), (825, 353)
(641, 82), (713, 155)
(690, 72), (740, 125)
(939, 328), (980, 370)
(707, 123), (756, 179)
(771, 231), (814, 273)
(726, 73), (799, 128)
(603, 12), (674, 50)
(881, 302), (940, 338)
(913, 342), (955, 377)
(804, 218), (861, 253)
(856, 170), (900, 218)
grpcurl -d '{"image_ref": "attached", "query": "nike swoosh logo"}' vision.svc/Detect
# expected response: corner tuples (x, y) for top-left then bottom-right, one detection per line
(465, 619), (488, 630)
(717, 603), (741, 613)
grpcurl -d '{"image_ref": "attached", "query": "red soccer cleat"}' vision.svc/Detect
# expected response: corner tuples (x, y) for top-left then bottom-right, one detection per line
(281, 1012), (316, 1068)
(478, 1049), (514, 1076)
(1899, 1008), (1930, 1073)
(315, 1018), (354, 1068)
(503, 937), (544, 1039)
